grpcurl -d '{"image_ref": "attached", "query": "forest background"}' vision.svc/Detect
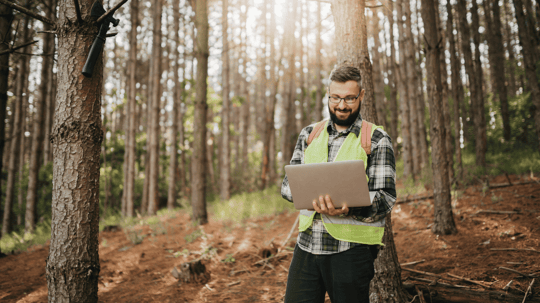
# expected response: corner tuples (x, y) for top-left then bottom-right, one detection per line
(0, 0), (540, 266)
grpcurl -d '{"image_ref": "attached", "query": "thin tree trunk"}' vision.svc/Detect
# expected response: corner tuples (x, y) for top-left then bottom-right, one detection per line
(125, 0), (137, 217)
(396, 0), (413, 180)
(421, 0), (457, 236)
(46, 0), (105, 299)
(0, 4), (12, 230)
(314, 0), (323, 122)
(471, 0), (487, 169)
(167, 0), (181, 210)
(371, 15), (386, 130)
(220, 0), (230, 200)
(456, 0), (480, 152)
(191, 0), (209, 224)
(503, 0), (517, 98)
(2, 14), (31, 236)
(25, 0), (54, 232)
(17, 82), (28, 227)
(331, 0), (410, 302)
(513, 0), (540, 149)
(386, 6), (399, 154)
(447, 0), (463, 181)
(148, 0), (162, 215)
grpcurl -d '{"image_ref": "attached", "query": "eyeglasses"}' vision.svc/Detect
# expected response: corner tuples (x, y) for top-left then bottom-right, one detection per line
(328, 90), (361, 105)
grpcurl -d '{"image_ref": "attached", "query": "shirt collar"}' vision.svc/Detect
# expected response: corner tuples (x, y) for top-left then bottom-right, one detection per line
(327, 113), (363, 137)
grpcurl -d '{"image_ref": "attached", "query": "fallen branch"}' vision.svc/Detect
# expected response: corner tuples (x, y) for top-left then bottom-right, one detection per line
(446, 273), (492, 288)
(403, 281), (540, 303)
(472, 210), (521, 216)
(227, 280), (241, 287)
(415, 285), (427, 303)
(499, 267), (538, 278)
(401, 260), (426, 266)
(0, 0), (55, 26)
(522, 278), (536, 303)
(280, 214), (299, 249)
(402, 267), (457, 281)
(407, 276), (471, 289)
(397, 193), (433, 204)
(492, 248), (540, 254)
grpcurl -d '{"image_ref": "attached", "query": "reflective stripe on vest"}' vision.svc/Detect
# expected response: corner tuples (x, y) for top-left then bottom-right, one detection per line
(299, 120), (386, 245)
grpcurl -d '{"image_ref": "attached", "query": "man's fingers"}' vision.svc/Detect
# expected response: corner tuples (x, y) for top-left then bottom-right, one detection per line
(342, 205), (349, 216)
(324, 195), (335, 209)
(312, 200), (322, 213)
(319, 196), (327, 212)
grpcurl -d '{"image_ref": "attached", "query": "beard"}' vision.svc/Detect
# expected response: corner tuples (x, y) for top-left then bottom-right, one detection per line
(328, 104), (360, 127)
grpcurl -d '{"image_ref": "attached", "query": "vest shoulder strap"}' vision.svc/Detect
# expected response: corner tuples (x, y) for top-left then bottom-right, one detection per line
(307, 120), (326, 146)
(306, 119), (374, 155)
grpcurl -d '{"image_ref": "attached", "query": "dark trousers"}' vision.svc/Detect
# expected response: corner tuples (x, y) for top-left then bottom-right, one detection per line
(284, 245), (375, 303)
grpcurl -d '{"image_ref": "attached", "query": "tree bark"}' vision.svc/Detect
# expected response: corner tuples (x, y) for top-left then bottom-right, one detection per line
(46, 0), (105, 300)
(396, 0), (413, 179)
(331, 0), (410, 301)
(503, 0), (517, 99)
(17, 76), (29, 227)
(470, 0), (487, 169)
(148, 0), (162, 215)
(167, 0), (181, 210)
(219, 0), (230, 200)
(446, 0), (463, 181)
(421, 0), (457, 236)
(385, 6), (399, 154)
(2, 14), (31, 237)
(0, 3), (12, 233)
(25, 0), (55, 232)
(513, 0), (540, 150)
(314, 0), (323, 122)
(191, 0), (209, 224)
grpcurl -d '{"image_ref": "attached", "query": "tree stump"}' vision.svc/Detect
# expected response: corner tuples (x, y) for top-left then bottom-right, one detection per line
(171, 260), (210, 284)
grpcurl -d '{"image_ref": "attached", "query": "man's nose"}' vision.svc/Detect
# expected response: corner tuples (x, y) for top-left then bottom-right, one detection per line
(336, 100), (348, 110)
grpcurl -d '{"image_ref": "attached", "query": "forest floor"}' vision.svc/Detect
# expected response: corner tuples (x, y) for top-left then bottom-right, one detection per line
(1, 173), (539, 303)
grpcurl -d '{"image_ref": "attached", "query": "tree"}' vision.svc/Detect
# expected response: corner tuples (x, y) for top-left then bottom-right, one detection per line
(148, 0), (163, 215)
(421, 0), (457, 236)
(25, 0), (55, 233)
(513, 0), (540, 150)
(191, 0), (209, 224)
(314, 0), (323, 122)
(2, 13), (32, 236)
(385, 6), (399, 153)
(446, 0), (464, 180)
(331, 0), (409, 302)
(125, 0), (138, 217)
(219, 0), (230, 200)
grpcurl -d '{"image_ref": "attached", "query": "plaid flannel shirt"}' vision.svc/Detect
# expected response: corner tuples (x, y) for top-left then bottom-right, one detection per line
(281, 114), (397, 255)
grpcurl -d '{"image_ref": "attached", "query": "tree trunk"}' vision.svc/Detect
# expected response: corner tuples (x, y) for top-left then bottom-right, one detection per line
(513, 0), (540, 150)
(371, 15), (387, 131)
(191, 0), (209, 225)
(456, 0), (480, 152)
(446, 0), (463, 181)
(0, 4), (12, 232)
(331, 0), (410, 301)
(314, 0), (323, 122)
(396, 0), (414, 179)
(503, 0), (517, 98)
(386, 6), (399, 154)
(17, 79), (29, 227)
(46, 0), (105, 299)
(167, 0), (181, 210)
(219, 0), (230, 200)
(280, 0), (297, 171)
(25, 0), (54, 232)
(2, 14), (31, 237)
(470, 0), (487, 169)
(421, 0), (457, 236)
(484, 0), (511, 141)
(148, 0), (162, 215)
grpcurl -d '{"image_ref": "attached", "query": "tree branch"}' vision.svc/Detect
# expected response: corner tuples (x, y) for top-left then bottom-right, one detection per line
(96, 0), (129, 23)
(73, 0), (83, 23)
(0, 40), (38, 56)
(0, 0), (55, 27)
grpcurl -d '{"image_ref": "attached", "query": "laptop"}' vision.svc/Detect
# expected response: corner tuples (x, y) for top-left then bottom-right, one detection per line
(284, 160), (376, 210)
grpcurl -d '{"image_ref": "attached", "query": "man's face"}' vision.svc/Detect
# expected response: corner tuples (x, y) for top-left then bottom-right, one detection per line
(327, 80), (364, 127)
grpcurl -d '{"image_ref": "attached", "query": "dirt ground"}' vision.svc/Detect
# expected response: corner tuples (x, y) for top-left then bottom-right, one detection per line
(1, 173), (539, 303)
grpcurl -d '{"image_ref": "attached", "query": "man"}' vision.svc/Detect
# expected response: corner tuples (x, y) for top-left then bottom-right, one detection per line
(281, 66), (396, 303)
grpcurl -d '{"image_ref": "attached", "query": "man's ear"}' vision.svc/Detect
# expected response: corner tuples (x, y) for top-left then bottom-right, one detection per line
(359, 89), (366, 101)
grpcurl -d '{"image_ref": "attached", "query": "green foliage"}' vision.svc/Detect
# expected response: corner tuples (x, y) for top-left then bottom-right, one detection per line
(0, 218), (51, 254)
(210, 186), (295, 223)
(184, 228), (204, 243)
(221, 253), (236, 263)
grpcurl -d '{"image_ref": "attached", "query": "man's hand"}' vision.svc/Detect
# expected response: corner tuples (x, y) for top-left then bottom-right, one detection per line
(312, 195), (349, 216)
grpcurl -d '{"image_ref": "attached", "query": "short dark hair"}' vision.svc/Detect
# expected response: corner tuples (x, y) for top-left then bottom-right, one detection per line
(328, 66), (362, 90)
